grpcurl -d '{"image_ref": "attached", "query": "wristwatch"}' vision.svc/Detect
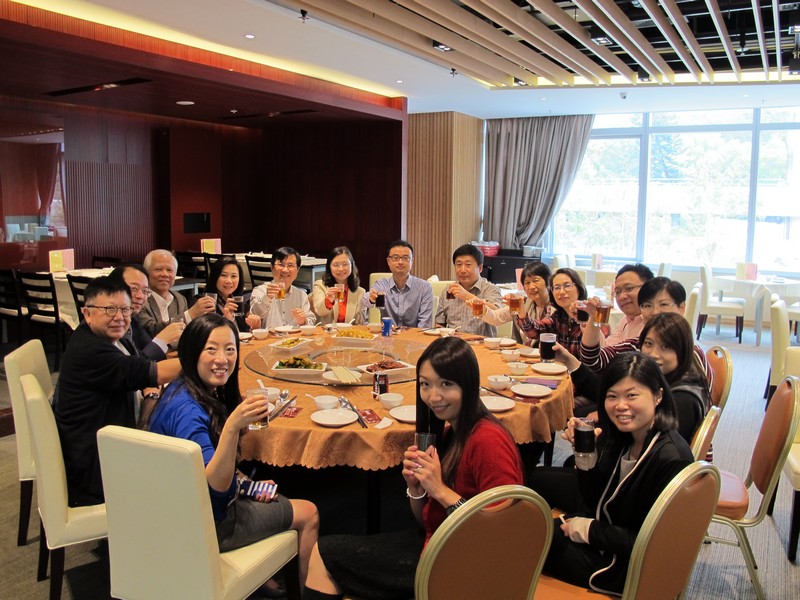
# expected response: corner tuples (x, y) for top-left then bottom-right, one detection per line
(446, 497), (466, 515)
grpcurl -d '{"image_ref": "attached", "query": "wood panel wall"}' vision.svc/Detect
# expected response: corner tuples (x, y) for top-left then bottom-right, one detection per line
(407, 112), (484, 280)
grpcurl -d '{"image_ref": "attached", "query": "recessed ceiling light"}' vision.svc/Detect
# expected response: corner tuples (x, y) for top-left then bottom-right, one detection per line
(540, 97), (547, 101)
(176, 100), (195, 106)
(395, 79), (403, 84)
(244, 33), (255, 39)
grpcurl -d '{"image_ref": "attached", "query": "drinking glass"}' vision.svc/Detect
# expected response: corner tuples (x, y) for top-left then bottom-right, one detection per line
(232, 295), (244, 317)
(247, 388), (278, 431)
(594, 300), (613, 327)
(507, 293), (523, 315)
(470, 299), (486, 317)
(334, 283), (345, 301)
(415, 432), (437, 452)
(540, 333), (557, 362)
(205, 292), (217, 303)
(375, 292), (386, 308)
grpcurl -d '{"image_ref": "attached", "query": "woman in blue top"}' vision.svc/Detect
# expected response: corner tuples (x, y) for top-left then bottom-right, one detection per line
(148, 313), (319, 591)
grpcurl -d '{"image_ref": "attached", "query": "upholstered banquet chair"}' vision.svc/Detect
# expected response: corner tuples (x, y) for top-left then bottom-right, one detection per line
(707, 377), (800, 600)
(21, 374), (107, 600)
(691, 406), (722, 461)
(765, 300), (790, 403)
(706, 345), (733, 412)
(4, 340), (54, 546)
(697, 264), (745, 343)
(97, 425), (300, 600)
(535, 462), (720, 600)
(684, 283), (702, 340)
(415, 485), (552, 600)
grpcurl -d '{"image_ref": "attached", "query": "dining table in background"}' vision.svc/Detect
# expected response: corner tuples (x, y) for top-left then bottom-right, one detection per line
(714, 274), (800, 321)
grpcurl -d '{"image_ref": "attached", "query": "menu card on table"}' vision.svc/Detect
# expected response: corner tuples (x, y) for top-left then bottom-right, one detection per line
(736, 262), (758, 281)
(201, 238), (221, 254)
(49, 248), (74, 272)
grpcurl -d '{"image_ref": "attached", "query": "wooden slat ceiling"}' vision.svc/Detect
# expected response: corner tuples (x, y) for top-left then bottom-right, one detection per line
(269, 0), (800, 86)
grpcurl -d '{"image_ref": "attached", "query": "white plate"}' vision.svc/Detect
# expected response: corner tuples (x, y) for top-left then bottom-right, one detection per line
(532, 362), (568, 375)
(274, 325), (301, 333)
(271, 360), (327, 376)
(356, 360), (415, 374)
(519, 347), (540, 358)
(268, 337), (311, 351)
(511, 384), (552, 398)
(423, 328), (441, 336)
(333, 333), (378, 346)
(499, 338), (517, 347)
(239, 332), (253, 341)
(481, 396), (516, 412)
(310, 409), (358, 428)
(322, 369), (363, 384)
(389, 405), (416, 423)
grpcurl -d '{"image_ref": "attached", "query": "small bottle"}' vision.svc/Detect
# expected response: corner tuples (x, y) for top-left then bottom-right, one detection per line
(373, 372), (389, 396)
(573, 419), (597, 470)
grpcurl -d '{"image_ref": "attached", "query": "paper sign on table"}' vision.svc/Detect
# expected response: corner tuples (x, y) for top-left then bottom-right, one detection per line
(49, 248), (74, 272)
(358, 409), (381, 424)
(736, 262), (758, 281)
(592, 253), (603, 269)
(201, 238), (221, 254)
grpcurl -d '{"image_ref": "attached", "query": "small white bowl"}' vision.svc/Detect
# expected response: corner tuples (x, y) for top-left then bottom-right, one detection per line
(519, 347), (540, 358)
(508, 362), (528, 376)
(487, 375), (512, 390)
(313, 395), (339, 410)
(334, 322), (353, 329)
(484, 337), (502, 349)
(378, 392), (403, 410)
(501, 349), (521, 362)
(251, 328), (269, 340)
(367, 322), (382, 333)
(299, 324), (317, 335)
(438, 327), (456, 337)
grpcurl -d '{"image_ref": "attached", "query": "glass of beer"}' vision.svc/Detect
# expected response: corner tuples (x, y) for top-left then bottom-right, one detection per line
(594, 300), (613, 327)
(247, 389), (276, 431)
(232, 295), (244, 317)
(470, 299), (486, 317)
(507, 293), (523, 315)
(540, 333), (557, 362)
(334, 283), (345, 301)
(275, 282), (286, 300)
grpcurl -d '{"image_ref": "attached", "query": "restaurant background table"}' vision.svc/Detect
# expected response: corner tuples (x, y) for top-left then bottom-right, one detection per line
(238, 328), (574, 471)
(714, 275), (800, 321)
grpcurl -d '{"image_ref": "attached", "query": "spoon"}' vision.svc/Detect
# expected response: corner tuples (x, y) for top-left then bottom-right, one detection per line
(278, 389), (290, 405)
(305, 393), (317, 401)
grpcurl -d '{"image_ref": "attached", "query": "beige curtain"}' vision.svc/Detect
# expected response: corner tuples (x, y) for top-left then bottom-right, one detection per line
(484, 115), (594, 248)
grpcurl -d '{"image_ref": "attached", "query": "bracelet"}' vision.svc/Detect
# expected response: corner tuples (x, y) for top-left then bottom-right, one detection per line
(446, 497), (466, 515)
(406, 487), (427, 500)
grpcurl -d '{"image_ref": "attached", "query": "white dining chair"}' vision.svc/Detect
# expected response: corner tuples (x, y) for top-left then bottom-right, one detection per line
(697, 264), (745, 342)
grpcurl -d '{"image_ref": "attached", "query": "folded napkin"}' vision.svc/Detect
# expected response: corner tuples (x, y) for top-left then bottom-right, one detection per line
(520, 377), (560, 389)
(375, 417), (394, 429)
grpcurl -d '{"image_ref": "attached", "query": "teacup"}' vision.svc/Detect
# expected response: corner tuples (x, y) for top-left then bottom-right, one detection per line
(313, 395), (339, 410)
(251, 328), (269, 340)
(501, 349), (521, 362)
(484, 337), (502, 349)
(507, 362), (528, 376)
(378, 393), (403, 410)
(487, 375), (512, 390)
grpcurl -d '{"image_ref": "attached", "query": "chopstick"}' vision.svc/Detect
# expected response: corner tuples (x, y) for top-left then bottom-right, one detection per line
(480, 386), (518, 401)
(341, 396), (368, 428)
(270, 395), (297, 421)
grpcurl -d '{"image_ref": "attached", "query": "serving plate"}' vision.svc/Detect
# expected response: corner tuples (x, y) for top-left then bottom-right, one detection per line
(532, 362), (568, 375)
(270, 360), (327, 376)
(333, 333), (378, 346)
(481, 396), (516, 412)
(310, 409), (358, 428)
(499, 338), (517, 347)
(274, 325), (301, 333)
(268, 337), (311, 351)
(322, 369), (363, 384)
(423, 328), (441, 336)
(519, 347), (540, 358)
(510, 383), (552, 398)
(389, 405), (416, 423)
(239, 332), (253, 341)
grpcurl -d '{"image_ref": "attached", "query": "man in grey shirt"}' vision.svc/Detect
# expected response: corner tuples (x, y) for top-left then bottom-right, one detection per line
(435, 243), (502, 336)
(363, 240), (434, 328)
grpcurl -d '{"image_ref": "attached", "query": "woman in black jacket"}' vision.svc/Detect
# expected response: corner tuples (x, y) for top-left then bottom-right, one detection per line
(538, 352), (693, 595)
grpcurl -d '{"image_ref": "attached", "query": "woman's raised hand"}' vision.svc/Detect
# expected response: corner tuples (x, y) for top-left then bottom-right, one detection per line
(229, 393), (272, 431)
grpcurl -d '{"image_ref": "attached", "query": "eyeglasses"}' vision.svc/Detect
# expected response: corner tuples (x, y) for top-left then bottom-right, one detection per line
(86, 305), (133, 317)
(551, 283), (575, 293)
(331, 262), (351, 269)
(388, 255), (412, 263)
(613, 285), (642, 297)
(639, 301), (677, 312)
(274, 262), (298, 270)
(128, 285), (151, 296)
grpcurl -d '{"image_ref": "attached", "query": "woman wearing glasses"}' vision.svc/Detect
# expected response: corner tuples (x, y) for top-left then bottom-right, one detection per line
(516, 267), (588, 358)
(249, 246), (316, 329)
(311, 246), (367, 325)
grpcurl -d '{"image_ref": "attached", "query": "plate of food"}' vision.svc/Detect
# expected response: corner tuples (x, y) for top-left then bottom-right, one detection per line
(271, 356), (327, 376)
(357, 359), (415, 374)
(333, 329), (378, 346)
(423, 328), (441, 336)
(510, 383), (552, 398)
(481, 396), (516, 412)
(322, 367), (363, 384)
(268, 337), (311, 351)
(389, 405), (416, 423)
(310, 409), (358, 428)
(274, 324), (301, 334)
(532, 362), (568, 375)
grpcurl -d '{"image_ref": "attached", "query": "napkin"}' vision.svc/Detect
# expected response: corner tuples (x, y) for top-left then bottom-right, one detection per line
(520, 377), (560, 389)
(375, 417), (394, 429)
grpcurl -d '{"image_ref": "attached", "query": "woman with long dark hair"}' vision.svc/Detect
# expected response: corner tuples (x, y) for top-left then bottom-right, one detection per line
(190, 256), (255, 331)
(302, 336), (523, 600)
(147, 314), (319, 590)
(310, 246), (366, 325)
(538, 352), (693, 595)
(639, 312), (710, 443)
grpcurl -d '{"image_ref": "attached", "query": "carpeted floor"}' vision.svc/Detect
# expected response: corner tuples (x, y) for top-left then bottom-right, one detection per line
(1, 324), (798, 598)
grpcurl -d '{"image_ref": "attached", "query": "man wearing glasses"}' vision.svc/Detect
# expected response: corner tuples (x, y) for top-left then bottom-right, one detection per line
(598, 264), (654, 347)
(364, 240), (434, 328)
(54, 277), (180, 507)
(249, 246), (316, 328)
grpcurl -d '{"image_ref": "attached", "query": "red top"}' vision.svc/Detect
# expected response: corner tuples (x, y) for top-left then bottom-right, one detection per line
(421, 418), (523, 546)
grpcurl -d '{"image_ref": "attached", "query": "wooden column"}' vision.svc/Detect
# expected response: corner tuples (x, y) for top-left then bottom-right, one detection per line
(407, 112), (484, 280)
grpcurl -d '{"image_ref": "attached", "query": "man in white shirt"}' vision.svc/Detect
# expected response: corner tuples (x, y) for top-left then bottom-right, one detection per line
(249, 246), (316, 328)
(599, 264), (654, 347)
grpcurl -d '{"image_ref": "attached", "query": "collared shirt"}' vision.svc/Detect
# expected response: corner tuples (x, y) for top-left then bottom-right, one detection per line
(362, 275), (434, 328)
(517, 309), (583, 358)
(600, 314), (644, 347)
(435, 276), (503, 336)
(152, 291), (191, 324)
(249, 284), (316, 327)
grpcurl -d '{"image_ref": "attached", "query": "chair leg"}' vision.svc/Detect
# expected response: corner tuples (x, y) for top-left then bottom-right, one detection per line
(730, 523), (766, 600)
(17, 479), (33, 546)
(767, 481), (777, 516)
(48, 547), (64, 600)
(715, 315), (722, 335)
(37, 522), (49, 581)
(283, 555), (302, 600)
(764, 369), (771, 399)
(790, 490), (800, 562)
(543, 436), (555, 467)
(697, 314), (707, 339)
